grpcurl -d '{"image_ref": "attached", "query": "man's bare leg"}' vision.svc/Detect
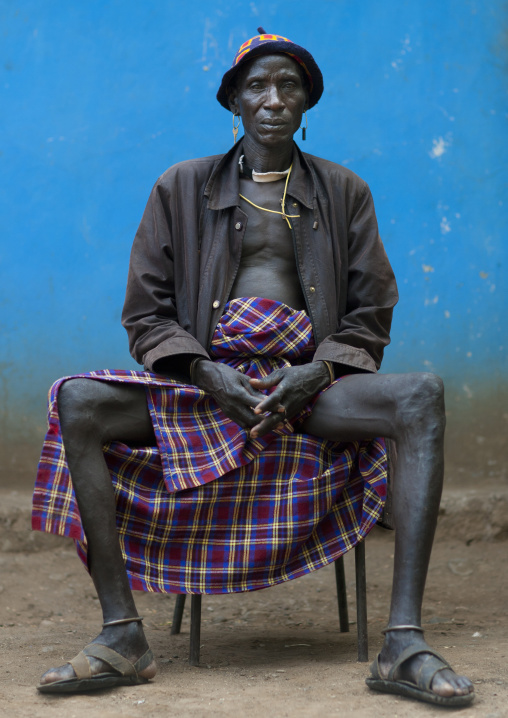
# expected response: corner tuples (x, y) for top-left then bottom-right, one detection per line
(39, 378), (157, 686)
(301, 371), (474, 700)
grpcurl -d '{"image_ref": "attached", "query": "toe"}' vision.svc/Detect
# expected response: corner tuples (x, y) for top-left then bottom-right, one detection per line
(432, 668), (474, 697)
(457, 675), (475, 694)
(39, 663), (75, 685)
(431, 670), (455, 697)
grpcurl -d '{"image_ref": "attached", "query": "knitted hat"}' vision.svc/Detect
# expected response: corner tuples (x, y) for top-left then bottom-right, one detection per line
(217, 28), (324, 111)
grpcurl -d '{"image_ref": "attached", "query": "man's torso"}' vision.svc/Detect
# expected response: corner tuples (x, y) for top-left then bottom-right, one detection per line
(230, 176), (306, 311)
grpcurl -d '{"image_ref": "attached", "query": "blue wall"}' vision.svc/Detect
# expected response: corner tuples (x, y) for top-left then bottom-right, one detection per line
(1, 1), (507, 485)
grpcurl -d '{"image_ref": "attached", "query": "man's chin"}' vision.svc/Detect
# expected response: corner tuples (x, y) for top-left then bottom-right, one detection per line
(251, 128), (295, 147)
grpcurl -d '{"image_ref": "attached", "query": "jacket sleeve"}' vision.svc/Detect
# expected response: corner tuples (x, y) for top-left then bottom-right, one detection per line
(313, 183), (399, 373)
(121, 181), (210, 372)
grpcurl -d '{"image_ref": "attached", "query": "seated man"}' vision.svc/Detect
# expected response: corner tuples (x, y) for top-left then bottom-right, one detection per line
(33, 30), (474, 706)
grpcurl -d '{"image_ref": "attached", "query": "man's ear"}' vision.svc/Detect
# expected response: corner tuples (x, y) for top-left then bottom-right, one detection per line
(227, 88), (239, 115)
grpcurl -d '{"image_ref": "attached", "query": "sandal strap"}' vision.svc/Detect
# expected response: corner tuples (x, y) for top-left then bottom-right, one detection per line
(83, 644), (138, 677)
(416, 653), (453, 691)
(69, 650), (92, 680)
(134, 648), (155, 674)
(369, 654), (383, 681)
(388, 644), (451, 682)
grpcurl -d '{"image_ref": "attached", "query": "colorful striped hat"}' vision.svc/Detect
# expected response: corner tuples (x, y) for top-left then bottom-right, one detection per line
(216, 28), (324, 111)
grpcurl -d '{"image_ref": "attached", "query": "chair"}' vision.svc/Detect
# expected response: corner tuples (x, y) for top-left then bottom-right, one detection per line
(170, 439), (396, 666)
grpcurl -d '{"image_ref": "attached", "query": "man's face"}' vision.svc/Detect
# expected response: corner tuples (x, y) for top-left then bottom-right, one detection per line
(228, 54), (308, 149)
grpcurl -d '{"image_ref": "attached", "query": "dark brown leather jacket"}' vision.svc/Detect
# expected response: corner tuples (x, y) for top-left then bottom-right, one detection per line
(122, 141), (398, 374)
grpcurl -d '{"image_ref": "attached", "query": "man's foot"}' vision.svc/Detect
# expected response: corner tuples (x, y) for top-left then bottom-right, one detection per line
(38, 621), (157, 693)
(367, 628), (474, 706)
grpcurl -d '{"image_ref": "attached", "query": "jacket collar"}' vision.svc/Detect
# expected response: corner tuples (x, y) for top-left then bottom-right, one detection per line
(205, 139), (315, 211)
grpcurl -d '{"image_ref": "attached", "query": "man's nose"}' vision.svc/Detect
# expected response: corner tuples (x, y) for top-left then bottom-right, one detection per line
(263, 85), (284, 109)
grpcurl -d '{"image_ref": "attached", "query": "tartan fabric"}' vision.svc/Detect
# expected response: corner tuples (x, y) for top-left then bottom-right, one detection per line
(32, 297), (387, 594)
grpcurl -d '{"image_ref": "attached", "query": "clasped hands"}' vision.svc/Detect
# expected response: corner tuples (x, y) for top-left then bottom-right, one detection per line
(193, 360), (331, 438)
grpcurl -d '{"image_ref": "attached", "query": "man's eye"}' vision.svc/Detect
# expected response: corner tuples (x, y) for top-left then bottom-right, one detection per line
(249, 82), (263, 90)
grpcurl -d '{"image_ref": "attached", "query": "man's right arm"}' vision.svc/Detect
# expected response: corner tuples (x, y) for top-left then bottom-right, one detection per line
(121, 180), (265, 428)
(121, 180), (209, 377)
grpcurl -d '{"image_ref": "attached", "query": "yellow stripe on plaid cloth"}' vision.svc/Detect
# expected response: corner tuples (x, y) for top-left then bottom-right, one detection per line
(33, 297), (387, 594)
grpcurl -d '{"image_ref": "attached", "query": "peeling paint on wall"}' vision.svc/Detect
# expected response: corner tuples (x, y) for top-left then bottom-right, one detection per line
(429, 136), (451, 158)
(440, 217), (451, 234)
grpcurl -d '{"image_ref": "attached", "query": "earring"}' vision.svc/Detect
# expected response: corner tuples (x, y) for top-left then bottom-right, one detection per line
(300, 110), (308, 141)
(232, 114), (241, 144)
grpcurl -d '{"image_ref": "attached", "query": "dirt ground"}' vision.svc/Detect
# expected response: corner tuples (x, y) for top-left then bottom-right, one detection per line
(0, 523), (507, 718)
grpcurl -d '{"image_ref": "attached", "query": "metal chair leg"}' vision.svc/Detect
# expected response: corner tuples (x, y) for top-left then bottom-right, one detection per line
(171, 594), (186, 635)
(189, 594), (202, 666)
(172, 553), (367, 664)
(355, 541), (368, 662)
(334, 557), (349, 632)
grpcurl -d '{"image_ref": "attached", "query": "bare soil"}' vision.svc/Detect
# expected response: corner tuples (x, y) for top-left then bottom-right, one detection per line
(0, 524), (507, 718)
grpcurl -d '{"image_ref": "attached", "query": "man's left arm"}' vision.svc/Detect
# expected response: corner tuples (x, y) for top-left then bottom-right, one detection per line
(312, 183), (399, 375)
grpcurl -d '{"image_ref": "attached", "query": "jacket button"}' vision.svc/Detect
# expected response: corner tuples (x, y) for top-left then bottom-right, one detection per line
(309, 286), (316, 293)
(235, 222), (243, 230)
(212, 300), (220, 309)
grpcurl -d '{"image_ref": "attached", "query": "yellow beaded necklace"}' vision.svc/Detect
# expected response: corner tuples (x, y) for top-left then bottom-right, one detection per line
(239, 164), (300, 229)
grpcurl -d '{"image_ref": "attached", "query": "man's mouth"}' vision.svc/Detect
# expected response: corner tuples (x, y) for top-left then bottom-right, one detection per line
(260, 120), (286, 128)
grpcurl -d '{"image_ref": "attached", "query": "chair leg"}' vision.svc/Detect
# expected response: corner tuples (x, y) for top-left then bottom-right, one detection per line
(189, 594), (202, 666)
(334, 557), (349, 632)
(171, 594), (186, 635)
(355, 541), (368, 662)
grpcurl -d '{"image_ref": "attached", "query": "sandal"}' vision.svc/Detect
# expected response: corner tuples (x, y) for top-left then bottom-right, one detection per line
(366, 643), (474, 707)
(37, 617), (155, 694)
(37, 643), (155, 694)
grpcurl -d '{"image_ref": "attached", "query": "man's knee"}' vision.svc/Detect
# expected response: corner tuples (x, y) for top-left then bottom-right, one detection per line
(395, 372), (445, 432)
(57, 378), (112, 441)
(404, 372), (444, 406)
(58, 378), (152, 445)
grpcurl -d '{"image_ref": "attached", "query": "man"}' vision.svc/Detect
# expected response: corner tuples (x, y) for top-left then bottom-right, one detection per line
(34, 31), (474, 706)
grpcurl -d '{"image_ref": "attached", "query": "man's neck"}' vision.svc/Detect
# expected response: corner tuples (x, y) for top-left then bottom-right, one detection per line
(241, 136), (294, 173)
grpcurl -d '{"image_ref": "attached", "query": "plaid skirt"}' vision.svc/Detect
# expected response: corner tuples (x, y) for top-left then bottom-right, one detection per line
(32, 297), (387, 594)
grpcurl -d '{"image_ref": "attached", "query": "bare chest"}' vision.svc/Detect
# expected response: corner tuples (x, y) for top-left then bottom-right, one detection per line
(238, 177), (298, 260)
(229, 177), (305, 309)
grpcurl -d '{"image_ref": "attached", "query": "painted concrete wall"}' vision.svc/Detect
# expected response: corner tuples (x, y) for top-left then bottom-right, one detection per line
(2, 1), (507, 486)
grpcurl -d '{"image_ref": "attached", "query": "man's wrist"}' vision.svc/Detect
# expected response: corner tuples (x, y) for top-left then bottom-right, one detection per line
(321, 360), (335, 384)
(189, 356), (209, 384)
